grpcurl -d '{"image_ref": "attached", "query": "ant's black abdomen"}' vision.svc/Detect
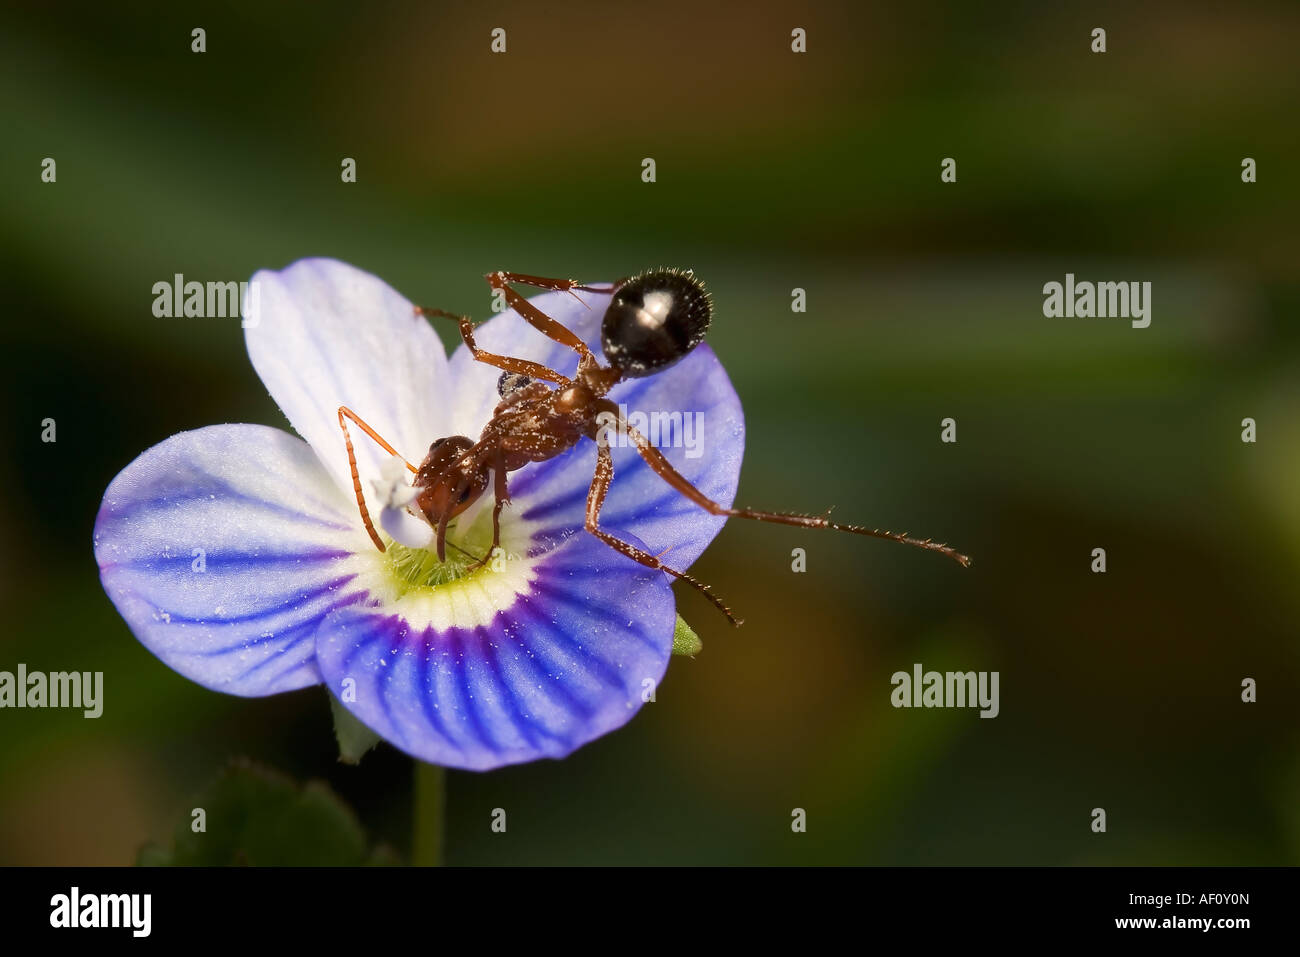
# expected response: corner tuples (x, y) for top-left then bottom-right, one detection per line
(601, 269), (711, 378)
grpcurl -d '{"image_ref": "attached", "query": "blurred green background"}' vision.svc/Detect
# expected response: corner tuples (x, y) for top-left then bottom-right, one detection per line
(2, 0), (1298, 864)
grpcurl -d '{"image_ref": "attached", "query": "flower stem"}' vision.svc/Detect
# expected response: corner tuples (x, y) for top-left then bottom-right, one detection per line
(412, 761), (445, 866)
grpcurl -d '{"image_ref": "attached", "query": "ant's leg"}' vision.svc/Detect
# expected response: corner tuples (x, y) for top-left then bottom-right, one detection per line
(338, 407), (418, 472)
(585, 441), (742, 626)
(467, 453), (510, 572)
(620, 420), (972, 567)
(490, 271), (620, 297)
(484, 272), (602, 362)
(415, 306), (570, 384)
(489, 454), (508, 557)
(337, 406), (417, 553)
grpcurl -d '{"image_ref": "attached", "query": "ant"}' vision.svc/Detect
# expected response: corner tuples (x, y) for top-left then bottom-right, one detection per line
(337, 269), (970, 626)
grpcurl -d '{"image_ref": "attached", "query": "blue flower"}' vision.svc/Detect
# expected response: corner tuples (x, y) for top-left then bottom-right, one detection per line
(94, 259), (743, 770)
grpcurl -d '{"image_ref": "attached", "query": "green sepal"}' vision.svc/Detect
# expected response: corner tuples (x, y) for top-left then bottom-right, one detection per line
(330, 691), (381, 765)
(672, 614), (703, 657)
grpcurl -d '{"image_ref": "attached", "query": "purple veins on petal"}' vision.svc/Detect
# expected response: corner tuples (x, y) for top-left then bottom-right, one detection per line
(316, 529), (676, 770)
(94, 424), (370, 697)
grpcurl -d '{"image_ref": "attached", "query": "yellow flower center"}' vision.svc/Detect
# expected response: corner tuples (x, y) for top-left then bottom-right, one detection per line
(382, 514), (500, 596)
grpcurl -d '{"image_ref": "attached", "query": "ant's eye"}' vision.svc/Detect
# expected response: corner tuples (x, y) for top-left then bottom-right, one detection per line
(497, 371), (532, 397)
(601, 269), (711, 378)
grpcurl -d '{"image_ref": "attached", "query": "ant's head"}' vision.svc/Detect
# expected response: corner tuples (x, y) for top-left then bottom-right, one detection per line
(601, 269), (712, 378)
(413, 435), (489, 524)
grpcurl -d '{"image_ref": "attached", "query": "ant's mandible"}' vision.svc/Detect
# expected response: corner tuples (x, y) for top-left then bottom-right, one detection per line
(337, 269), (971, 626)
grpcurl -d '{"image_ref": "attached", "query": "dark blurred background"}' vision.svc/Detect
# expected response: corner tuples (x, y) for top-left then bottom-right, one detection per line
(2, 1), (1297, 864)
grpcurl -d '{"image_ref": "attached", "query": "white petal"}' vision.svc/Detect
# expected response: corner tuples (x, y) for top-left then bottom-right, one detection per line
(381, 505), (435, 548)
(244, 258), (452, 527)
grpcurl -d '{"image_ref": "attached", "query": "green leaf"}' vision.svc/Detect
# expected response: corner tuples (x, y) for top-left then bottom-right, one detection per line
(137, 759), (392, 866)
(672, 614), (703, 657)
(330, 691), (381, 765)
